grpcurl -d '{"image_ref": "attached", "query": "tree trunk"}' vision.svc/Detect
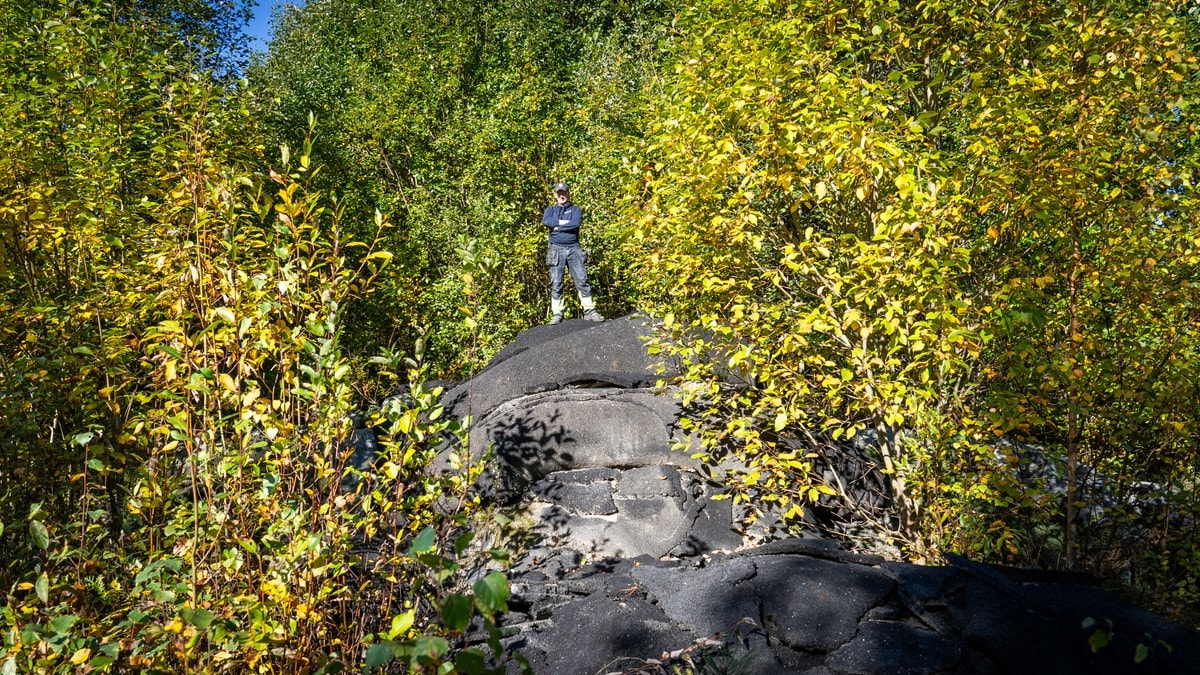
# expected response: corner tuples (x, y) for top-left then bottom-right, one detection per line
(876, 419), (920, 555)
(1065, 236), (1082, 570)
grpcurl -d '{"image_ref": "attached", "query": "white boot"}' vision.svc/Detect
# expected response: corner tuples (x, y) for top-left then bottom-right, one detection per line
(550, 297), (565, 324)
(581, 295), (604, 322)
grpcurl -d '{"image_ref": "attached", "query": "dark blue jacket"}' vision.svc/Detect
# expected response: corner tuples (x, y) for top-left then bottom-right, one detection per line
(542, 202), (582, 246)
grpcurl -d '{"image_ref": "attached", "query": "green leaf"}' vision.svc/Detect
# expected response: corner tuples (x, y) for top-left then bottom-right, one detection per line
(313, 660), (346, 675)
(388, 610), (415, 639)
(441, 593), (473, 633)
(472, 571), (509, 618)
(453, 530), (474, 556)
(35, 572), (49, 604)
(1088, 630), (1110, 653)
(157, 344), (184, 361)
(259, 473), (280, 498)
(364, 643), (393, 671)
(1135, 643), (1149, 664)
(134, 557), (182, 585)
(454, 648), (487, 675)
(87, 458), (105, 471)
(410, 526), (436, 555)
(407, 636), (449, 665)
(49, 614), (78, 635)
(30, 520), (49, 551)
(180, 608), (214, 630)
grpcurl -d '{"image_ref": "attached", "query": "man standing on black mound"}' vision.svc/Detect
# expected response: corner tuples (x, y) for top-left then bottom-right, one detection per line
(542, 181), (603, 324)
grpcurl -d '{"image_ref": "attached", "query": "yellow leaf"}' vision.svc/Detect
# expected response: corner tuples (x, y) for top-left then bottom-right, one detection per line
(242, 388), (260, 407)
(388, 609), (416, 639)
(71, 648), (91, 665)
(382, 461), (400, 480)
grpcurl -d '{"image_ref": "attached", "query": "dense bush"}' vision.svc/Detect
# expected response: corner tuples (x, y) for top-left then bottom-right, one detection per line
(249, 0), (669, 376)
(1, 2), (516, 671)
(626, 0), (1200, 621)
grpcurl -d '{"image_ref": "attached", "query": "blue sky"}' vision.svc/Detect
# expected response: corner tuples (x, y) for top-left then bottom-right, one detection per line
(245, 0), (288, 52)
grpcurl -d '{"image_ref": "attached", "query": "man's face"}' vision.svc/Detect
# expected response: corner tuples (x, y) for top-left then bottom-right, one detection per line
(555, 191), (569, 204)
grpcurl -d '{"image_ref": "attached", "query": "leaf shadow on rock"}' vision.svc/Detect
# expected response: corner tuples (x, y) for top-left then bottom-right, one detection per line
(478, 406), (576, 502)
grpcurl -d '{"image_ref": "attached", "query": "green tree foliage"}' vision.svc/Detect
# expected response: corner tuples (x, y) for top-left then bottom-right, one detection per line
(250, 0), (667, 375)
(630, 0), (1200, 592)
(0, 0), (262, 540)
(629, 0), (991, 557)
(953, 2), (1200, 574)
(0, 2), (515, 671)
(126, 0), (257, 75)
(6, 0), (1200, 667)
(3, 141), (510, 669)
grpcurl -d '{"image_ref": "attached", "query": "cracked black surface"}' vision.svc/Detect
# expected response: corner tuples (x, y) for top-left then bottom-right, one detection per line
(432, 316), (1200, 674)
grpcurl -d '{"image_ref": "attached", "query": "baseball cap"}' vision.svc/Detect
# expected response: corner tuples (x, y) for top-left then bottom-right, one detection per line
(553, 182), (569, 194)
